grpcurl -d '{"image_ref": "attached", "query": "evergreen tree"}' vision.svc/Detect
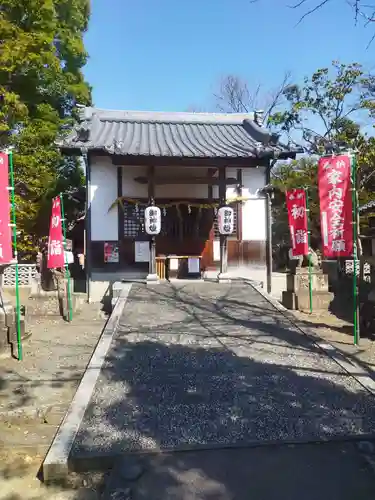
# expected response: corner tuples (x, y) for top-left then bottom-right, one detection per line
(0, 0), (91, 258)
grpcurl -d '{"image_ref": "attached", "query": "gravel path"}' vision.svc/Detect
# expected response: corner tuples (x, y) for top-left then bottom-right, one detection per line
(72, 282), (375, 458)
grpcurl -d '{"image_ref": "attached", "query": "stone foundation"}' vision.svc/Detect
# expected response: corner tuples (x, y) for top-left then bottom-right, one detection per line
(0, 302), (28, 355)
(29, 277), (84, 318)
(27, 292), (83, 318)
(282, 289), (334, 312)
(282, 268), (333, 312)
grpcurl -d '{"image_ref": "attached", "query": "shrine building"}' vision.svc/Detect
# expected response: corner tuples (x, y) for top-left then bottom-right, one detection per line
(60, 107), (299, 300)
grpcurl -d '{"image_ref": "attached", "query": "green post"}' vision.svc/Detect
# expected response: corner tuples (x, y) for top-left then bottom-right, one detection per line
(60, 193), (73, 322)
(8, 151), (22, 360)
(305, 187), (313, 313)
(351, 155), (359, 345)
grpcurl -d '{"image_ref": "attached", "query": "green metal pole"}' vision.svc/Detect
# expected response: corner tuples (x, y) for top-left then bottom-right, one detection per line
(60, 193), (73, 322)
(351, 155), (359, 345)
(8, 151), (22, 360)
(305, 187), (313, 313)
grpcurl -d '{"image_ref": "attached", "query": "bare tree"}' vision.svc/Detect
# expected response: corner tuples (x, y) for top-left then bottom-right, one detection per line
(289, 0), (375, 27)
(213, 71), (292, 126)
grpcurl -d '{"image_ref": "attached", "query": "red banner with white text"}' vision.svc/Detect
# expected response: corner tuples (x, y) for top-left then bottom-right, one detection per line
(47, 196), (65, 269)
(318, 154), (353, 258)
(0, 153), (13, 264)
(286, 189), (309, 256)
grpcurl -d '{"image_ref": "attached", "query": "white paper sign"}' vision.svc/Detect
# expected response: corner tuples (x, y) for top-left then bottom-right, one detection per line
(213, 240), (220, 261)
(188, 257), (200, 273)
(64, 251), (74, 264)
(169, 258), (178, 270)
(135, 241), (150, 262)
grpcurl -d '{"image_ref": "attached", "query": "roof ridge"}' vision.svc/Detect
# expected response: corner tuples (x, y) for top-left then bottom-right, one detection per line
(79, 106), (255, 125)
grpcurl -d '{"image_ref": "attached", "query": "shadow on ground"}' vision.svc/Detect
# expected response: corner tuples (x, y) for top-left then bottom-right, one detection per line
(71, 282), (375, 499)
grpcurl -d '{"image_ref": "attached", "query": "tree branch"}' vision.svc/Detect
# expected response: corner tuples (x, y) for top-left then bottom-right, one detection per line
(291, 0), (331, 25)
(214, 72), (291, 124)
(289, 0), (375, 26)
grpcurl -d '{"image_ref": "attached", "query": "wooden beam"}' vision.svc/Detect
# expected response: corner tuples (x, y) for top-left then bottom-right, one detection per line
(134, 176), (238, 186)
(147, 166), (157, 280)
(110, 153), (269, 168)
(218, 167), (228, 277)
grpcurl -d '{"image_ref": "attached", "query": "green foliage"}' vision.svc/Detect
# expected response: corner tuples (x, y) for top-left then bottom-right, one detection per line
(269, 61), (375, 255)
(268, 61), (371, 150)
(0, 0), (91, 259)
(271, 158), (321, 252)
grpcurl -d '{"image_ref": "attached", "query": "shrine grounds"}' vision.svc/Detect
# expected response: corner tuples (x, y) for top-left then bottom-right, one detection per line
(1, 280), (375, 499)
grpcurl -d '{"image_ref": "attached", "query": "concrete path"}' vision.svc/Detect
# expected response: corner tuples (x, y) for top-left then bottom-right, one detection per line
(101, 442), (375, 500)
(71, 282), (375, 464)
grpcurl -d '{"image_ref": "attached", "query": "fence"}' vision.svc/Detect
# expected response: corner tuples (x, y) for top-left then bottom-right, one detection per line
(1, 264), (38, 287)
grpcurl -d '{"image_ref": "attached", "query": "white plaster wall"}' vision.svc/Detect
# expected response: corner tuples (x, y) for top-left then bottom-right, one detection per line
(122, 166), (147, 197)
(90, 156), (118, 241)
(122, 165), (208, 199)
(241, 167), (266, 241)
(156, 183), (207, 199)
(155, 166), (208, 199)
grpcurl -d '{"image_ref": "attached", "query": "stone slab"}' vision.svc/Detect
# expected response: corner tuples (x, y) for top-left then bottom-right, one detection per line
(286, 271), (329, 293)
(70, 282), (375, 469)
(100, 442), (375, 500)
(281, 290), (333, 312)
(42, 284), (132, 483)
(297, 290), (334, 312)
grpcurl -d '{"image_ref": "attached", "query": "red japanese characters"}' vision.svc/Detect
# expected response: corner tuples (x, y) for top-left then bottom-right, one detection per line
(318, 155), (353, 258)
(286, 189), (309, 257)
(47, 196), (65, 268)
(0, 153), (13, 264)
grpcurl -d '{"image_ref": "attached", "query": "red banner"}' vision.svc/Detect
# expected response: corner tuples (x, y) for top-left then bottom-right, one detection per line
(47, 196), (65, 269)
(318, 155), (353, 258)
(0, 153), (13, 264)
(286, 189), (309, 256)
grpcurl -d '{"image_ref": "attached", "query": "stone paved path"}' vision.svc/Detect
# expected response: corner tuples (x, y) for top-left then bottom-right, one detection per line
(72, 282), (375, 459)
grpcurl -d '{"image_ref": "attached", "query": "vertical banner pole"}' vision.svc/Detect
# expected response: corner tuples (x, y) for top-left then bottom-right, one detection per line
(60, 193), (73, 322)
(305, 187), (313, 313)
(351, 155), (359, 345)
(8, 151), (22, 360)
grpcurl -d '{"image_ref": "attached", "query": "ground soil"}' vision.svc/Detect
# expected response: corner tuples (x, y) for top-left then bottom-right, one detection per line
(293, 308), (375, 373)
(0, 300), (107, 500)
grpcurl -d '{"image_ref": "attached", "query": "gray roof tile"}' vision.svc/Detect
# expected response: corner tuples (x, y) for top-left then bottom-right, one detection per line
(61, 107), (297, 159)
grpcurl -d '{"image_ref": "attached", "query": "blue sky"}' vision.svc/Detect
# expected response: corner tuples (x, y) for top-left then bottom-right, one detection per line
(83, 0), (375, 112)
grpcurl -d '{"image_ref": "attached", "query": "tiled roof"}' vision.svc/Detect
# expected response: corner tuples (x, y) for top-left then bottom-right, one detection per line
(60, 107), (298, 159)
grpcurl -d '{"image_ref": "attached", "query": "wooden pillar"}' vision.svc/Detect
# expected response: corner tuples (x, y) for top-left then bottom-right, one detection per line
(117, 166), (123, 267)
(265, 165), (272, 294)
(218, 166), (229, 281)
(236, 168), (243, 266)
(82, 149), (91, 302)
(147, 165), (158, 282)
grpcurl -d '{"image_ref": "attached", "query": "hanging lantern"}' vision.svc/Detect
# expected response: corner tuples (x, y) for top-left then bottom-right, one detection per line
(217, 206), (234, 235)
(144, 206), (161, 235)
